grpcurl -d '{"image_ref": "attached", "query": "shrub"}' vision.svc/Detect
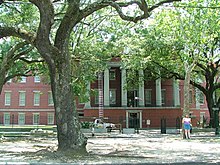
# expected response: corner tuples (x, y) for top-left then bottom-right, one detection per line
(80, 121), (93, 129)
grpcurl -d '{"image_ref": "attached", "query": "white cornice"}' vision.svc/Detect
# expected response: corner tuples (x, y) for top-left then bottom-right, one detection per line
(0, 109), (54, 112)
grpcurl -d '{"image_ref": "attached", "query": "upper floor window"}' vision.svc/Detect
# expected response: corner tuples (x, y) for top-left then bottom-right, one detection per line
(5, 91), (11, 106)
(20, 76), (26, 83)
(189, 90), (193, 104)
(161, 89), (166, 105)
(109, 69), (116, 80)
(145, 89), (152, 105)
(199, 91), (205, 104)
(95, 89), (103, 104)
(33, 91), (40, 106)
(34, 76), (41, 83)
(48, 91), (54, 106)
(110, 89), (116, 105)
(19, 91), (26, 106)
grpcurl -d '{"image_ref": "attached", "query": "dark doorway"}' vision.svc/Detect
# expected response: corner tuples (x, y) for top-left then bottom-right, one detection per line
(127, 90), (138, 107)
(129, 112), (140, 128)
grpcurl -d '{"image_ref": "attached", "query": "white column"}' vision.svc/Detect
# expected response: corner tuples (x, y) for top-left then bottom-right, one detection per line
(139, 112), (142, 128)
(121, 68), (127, 106)
(173, 78), (180, 107)
(156, 78), (162, 106)
(126, 111), (129, 128)
(104, 68), (110, 106)
(84, 82), (91, 108)
(138, 70), (145, 107)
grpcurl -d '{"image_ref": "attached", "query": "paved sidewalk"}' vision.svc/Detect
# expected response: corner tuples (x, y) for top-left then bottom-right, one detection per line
(0, 129), (220, 164)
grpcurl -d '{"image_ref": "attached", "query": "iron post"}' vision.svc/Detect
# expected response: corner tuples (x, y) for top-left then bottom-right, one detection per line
(213, 107), (219, 135)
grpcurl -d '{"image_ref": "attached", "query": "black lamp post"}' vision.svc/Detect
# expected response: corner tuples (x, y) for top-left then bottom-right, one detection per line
(213, 107), (219, 135)
(12, 114), (14, 128)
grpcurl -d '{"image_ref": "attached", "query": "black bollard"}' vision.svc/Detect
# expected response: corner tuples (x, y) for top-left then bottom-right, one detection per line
(161, 117), (166, 134)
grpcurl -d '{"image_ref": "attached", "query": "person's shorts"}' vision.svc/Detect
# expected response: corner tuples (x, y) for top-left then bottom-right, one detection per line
(184, 124), (191, 130)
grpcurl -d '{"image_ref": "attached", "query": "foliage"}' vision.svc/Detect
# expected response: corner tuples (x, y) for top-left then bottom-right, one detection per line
(0, 2), (39, 30)
(0, 38), (47, 82)
(80, 121), (93, 129)
(121, 0), (220, 125)
(0, 0), (182, 151)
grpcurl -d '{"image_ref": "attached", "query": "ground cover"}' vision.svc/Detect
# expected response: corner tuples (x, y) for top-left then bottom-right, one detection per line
(0, 129), (220, 164)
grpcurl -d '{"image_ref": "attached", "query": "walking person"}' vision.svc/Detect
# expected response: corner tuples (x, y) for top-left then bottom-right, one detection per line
(182, 114), (191, 139)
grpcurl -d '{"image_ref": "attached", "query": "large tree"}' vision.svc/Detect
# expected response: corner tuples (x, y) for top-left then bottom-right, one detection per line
(0, 0), (181, 152)
(121, 0), (220, 127)
(153, 0), (220, 127)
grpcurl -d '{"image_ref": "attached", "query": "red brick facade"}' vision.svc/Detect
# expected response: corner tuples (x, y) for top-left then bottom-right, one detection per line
(0, 76), (54, 126)
(0, 67), (209, 128)
(83, 66), (209, 128)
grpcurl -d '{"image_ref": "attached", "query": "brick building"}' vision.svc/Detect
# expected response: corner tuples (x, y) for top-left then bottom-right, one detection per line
(81, 61), (209, 128)
(0, 76), (55, 126)
(0, 61), (209, 128)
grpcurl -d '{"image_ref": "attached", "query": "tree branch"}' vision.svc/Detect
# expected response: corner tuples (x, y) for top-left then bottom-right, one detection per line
(54, 0), (80, 49)
(29, 0), (54, 47)
(149, 0), (181, 12)
(12, 46), (34, 61)
(19, 57), (44, 64)
(5, 71), (33, 84)
(0, 26), (35, 44)
(80, 0), (181, 23)
(152, 60), (185, 80)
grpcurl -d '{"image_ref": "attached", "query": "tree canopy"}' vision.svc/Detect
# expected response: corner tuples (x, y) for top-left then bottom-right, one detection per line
(117, 0), (220, 126)
(0, 0), (182, 152)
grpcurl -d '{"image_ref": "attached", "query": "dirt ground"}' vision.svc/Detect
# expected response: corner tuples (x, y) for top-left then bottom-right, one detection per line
(1, 130), (220, 164)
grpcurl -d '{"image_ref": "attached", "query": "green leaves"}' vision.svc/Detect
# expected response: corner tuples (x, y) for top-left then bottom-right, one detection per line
(0, 2), (39, 31)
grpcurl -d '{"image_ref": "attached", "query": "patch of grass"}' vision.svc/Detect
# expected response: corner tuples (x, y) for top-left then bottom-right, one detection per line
(0, 125), (56, 132)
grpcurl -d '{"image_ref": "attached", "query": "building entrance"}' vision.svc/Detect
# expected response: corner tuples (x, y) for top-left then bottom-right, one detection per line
(128, 112), (140, 128)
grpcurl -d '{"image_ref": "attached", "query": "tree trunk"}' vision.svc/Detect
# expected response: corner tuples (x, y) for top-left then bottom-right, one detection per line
(183, 65), (192, 116)
(49, 52), (87, 152)
(206, 93), (215, 128)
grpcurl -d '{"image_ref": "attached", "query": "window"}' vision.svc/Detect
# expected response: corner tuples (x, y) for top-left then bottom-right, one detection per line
(109, 69), (116, 80)
(47, 113), (54, 125)
(189, 90), (193, 104)
(109, 89), (116, 105)
(18, 113), (25, 125)
(5, 91), (11, 106)
(19, 91), (26, 106)
(34, 76), (41, 83)
(48, 91), (54, 106)
(4, 113), (10, 125)
(33, 113), (40, 125)
(145, 89), (152, 105)
(199, 91), (205, 104)
(20, 76), (26, 83)
(94, 89), (102, 105)
(33, 91), (40, 106)
(161, 89), (166, 105)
